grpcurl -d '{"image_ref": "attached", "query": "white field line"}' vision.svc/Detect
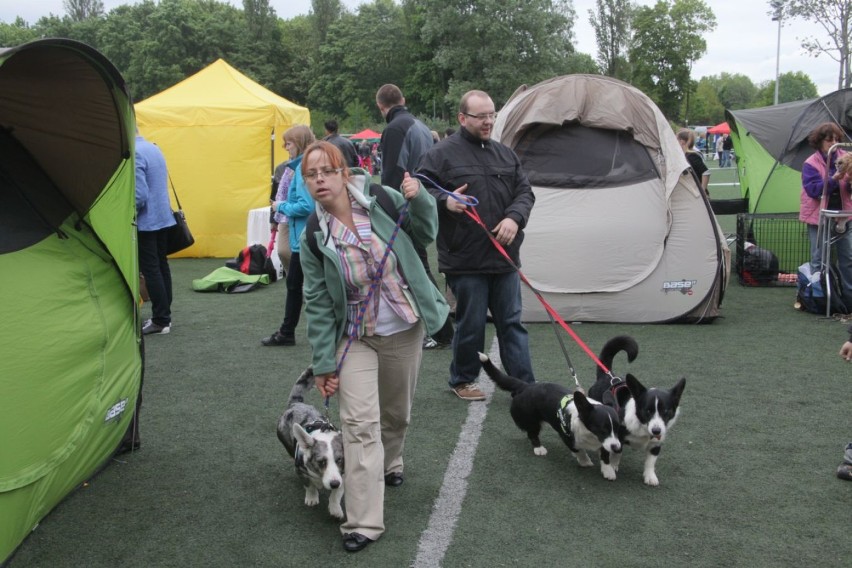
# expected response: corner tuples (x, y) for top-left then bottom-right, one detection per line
(411, 337), (499, 568)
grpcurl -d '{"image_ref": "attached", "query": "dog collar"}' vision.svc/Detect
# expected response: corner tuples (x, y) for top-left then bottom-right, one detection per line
(304, 419), (336, 433)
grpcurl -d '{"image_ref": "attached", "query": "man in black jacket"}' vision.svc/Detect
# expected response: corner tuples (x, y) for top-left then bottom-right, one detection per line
(323, 120), (358, 168)
(376, 84), (453, 349)
(417, 90), (536, 401)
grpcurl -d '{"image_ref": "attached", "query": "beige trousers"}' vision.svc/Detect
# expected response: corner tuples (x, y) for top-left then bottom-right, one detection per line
(337, 322), (424, 540)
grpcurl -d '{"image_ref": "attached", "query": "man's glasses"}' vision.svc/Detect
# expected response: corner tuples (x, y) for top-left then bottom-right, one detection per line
(826, 136), (842, 142)
(304, 167), (343, 180)
(462, 112), (497, 121)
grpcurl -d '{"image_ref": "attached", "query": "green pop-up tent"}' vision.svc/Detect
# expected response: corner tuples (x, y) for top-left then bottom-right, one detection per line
(0, 39), (141, 562)
(727, 89), (852, 214)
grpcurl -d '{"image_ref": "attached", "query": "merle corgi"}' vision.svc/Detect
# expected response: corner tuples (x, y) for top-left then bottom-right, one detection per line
(276, 367), (345, 518)
(478, 352), (623, 480)
(588, 335), (686, 486)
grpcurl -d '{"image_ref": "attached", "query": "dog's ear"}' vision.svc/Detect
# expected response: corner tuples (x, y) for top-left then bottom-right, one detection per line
(573, 390), (593, 418)
(625, 373), (646, 398)
(292, 423), (315, 450)
(669, 377), (686, 406)
(615, 383), (633, 409)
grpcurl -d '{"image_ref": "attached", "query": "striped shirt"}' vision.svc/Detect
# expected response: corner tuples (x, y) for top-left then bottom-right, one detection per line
(325, 200), (417, 338)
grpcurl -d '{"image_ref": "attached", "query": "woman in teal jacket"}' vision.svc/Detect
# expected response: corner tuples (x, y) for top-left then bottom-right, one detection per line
(262, 125), (316, 346)
(299, 141), (448, 552)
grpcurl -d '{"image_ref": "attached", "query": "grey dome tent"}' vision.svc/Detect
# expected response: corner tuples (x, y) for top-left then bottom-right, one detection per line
(493, 75), (728, 323)
(0, 39), (140, 562)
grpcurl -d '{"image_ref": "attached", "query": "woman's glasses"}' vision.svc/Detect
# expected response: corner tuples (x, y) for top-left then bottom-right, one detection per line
(304, 167), (343, 180)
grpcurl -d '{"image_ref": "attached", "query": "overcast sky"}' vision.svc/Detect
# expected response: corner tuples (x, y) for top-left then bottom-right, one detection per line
(0, 0), (839, 97)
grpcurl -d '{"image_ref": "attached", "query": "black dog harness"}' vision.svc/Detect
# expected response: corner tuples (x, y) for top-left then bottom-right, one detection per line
(605, 376), (630, 413)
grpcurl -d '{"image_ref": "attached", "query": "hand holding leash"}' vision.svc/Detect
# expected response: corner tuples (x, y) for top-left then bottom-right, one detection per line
(401, 171), (420, 200)
(315, 372), (339, 397)
(413, 173), (479, 212)
(446, 184), (470, 213)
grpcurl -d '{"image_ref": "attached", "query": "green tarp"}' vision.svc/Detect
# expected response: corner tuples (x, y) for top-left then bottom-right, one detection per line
(0, 39), (140, 562)
(192, 266), (270, 293)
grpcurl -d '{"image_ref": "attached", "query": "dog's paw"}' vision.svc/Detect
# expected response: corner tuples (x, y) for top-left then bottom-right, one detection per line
(533, 446), (548, 456)
(304, 487), (320, 507)
(601, 464), (617, 481)
(643, 471), (660, 486)
(575, 452), (594, 467)
(329, 488), (345, 519)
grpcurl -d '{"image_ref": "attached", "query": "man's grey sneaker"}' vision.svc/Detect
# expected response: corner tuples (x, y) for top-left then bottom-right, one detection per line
(422, 336), (439, 349)
(453, 383), (485, 401)
(142, 319), (170, 335)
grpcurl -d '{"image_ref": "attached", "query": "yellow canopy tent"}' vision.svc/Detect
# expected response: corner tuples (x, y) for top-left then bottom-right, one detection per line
(135, 59), (310, 257)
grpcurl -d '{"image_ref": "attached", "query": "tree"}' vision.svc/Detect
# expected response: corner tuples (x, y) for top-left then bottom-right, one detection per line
(308, 1), (408, 119)
(704, 72), (757, 110)
(63, 0), (104, 21)
(416, 0), (577, 108)
(311, 0), (344, 44)
(686, 76), (725, 124)
(243, 0), (276, 40)
(589, 0), (634, 79)
(754, 71), (819, 106)
(628, 0), (715, 121)
(0, 18), (38, 46)
(774, 0), (852, 90)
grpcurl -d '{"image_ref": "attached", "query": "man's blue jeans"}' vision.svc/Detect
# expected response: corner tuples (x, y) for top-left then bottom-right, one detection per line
(446, 272), (534, 387)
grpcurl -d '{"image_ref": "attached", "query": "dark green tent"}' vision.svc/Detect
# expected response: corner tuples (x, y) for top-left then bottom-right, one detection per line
(0, 39), (141, 562)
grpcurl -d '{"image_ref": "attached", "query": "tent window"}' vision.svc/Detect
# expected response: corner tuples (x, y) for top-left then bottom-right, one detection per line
(513, 122), (659, 188)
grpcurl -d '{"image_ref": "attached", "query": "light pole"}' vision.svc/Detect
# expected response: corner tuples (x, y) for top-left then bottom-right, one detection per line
(771, 1), (783, 105)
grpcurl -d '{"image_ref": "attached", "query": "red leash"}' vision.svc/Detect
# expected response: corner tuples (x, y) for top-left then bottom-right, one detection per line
(462, 206), (613, 379)
(414, 173), (613, 384)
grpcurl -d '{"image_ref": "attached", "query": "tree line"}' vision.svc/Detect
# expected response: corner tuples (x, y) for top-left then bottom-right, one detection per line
(0, 0), (826, 133)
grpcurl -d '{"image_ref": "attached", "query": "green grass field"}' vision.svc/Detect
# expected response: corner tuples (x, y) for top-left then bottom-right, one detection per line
(8, 164), (850, 567)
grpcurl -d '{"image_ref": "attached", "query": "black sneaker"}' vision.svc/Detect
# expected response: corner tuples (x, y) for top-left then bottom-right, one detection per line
(261, 331), (295, 346)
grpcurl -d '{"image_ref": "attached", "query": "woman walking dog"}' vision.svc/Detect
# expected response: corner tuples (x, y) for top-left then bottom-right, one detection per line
(299, 141), (448, 552)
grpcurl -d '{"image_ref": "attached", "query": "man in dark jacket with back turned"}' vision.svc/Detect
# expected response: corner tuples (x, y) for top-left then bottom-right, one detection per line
(323, 119), (358, 168)
(376, 84), (435, 189)
(376, 84), (453, 349)
(417, 90), (536, 401)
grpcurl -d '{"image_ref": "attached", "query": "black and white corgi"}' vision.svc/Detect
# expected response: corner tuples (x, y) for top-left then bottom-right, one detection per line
(478, 352), (623, 480)
(276, 367), (345, 518)
(588, 335), (686, 486)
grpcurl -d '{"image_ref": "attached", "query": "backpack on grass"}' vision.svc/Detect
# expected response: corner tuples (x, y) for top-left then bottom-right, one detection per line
(796, 263), (848, 315)
(225, 244), (277, 282)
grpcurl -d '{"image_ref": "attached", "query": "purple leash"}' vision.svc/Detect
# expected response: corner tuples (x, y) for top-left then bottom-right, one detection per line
(324, 199), (410, 412)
